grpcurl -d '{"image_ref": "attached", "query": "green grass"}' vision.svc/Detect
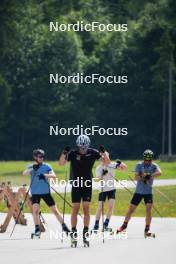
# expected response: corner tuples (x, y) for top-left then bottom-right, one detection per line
(0, 160), (176, 186)
(0, 186), (176, 217)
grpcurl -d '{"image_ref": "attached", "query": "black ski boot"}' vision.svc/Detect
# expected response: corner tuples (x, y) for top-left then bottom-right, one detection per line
(31, 225), (41, 239)
(91, 224), (99, 234)
(62, 223), (70, 236)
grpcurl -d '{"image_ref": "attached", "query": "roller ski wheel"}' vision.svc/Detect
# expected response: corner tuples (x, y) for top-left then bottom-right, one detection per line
(71, 238), (77, 248)
(83, 240), (90, 247)
(103, 227), (114, 235)
(144, 232), (156, 238)
(31, 231), (41, 239)
(70, 230), (78, 248)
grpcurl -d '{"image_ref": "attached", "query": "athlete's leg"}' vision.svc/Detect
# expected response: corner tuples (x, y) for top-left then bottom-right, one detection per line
(71, 203), (80, 228)
(50, 204), (70, 233)
(50, 205), (64, 223)
(42, 193), (70, 233)
(31, 195), (41, 228)
(42, 194), (63, 223)
(71, 186), (81, 229)
(94, 191), (106, 228)
(32, 203), (40, 226)
(104, 198), (115, 228)
(95, 191), (106, 221)
(32, 203), (41, 234)
(104, 190), (116, 228)
(82, 185), (92, 229)
(117, 194), (141, 232)
(145, 203), (152, 228)
(107, 198), (115, 219)
(95, 201), (103, 221)
(144, 194), (153, 232)
(116, 204), (137, 233)
(124, 204), (137, 223)
(82, 201), (90, 227)
(92, 202), (103, 230)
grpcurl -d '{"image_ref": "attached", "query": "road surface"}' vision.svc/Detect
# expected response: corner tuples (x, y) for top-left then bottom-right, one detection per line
(0, 213), (175, 264)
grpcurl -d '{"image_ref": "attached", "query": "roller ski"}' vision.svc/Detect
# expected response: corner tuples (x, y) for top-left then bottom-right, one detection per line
(70, 228), (78, 248)
(83, 227), (90, 247)
(144, 232), (156, 238)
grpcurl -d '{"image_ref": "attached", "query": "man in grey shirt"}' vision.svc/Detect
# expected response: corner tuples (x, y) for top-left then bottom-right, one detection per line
(116, 149), (161, 236)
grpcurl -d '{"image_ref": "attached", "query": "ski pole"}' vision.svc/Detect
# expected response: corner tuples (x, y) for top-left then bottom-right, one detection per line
(153, 187), (173, 203)
(48, 183), (82, 219)
(101, 174), (105, 244)
(61, 156), (69, 242)
(39, 211), (47, 226)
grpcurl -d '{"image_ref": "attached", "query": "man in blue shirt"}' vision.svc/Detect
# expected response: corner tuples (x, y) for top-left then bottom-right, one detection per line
(116, 149), (161, 236)
(23, 149), (70, 237)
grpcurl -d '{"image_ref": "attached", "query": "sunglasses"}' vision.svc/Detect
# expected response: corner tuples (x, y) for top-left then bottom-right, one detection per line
(36, 155), (44, 159)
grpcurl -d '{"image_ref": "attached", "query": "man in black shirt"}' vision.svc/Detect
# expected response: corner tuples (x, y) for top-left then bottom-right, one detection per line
(59, 135), (106, 244)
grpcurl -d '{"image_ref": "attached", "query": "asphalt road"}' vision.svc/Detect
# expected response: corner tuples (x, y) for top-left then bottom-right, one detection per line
(0, 213), (175, 264)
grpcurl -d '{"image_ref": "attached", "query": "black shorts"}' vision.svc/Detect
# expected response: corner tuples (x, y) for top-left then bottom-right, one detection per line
(31, 193), (55, 207)
(99, 189), (116, 202)
(131, 193), (153, 206)
(71, 187), (92, 203)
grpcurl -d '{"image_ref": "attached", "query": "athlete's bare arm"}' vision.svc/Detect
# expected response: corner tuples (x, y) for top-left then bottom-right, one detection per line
(134, 172), (141, 181)
(22, 168), (32, 176)
(118, 162), (127, 171)
(58, 153), (67, 166)
(151, 168), (162, 178)
(44, 171), (56, 183)
(44, 171), (56, 179)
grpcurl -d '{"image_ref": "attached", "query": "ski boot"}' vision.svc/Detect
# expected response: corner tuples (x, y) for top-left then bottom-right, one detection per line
(91, 224), (99, 234)
(83, 227), (90, 247)
(70, 228), (78, 248)
(116, 223), (127, 234)
(31, 226), (41, 239)
(144, 225), (155, 238)
(62, 223), (71, 236)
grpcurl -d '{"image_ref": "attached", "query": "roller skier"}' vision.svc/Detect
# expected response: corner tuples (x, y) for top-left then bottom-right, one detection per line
(59, 135), (108, 247)
(23, 149), (70, 239)
(92, 147), (127, 234)
(116, 149), (161, 238)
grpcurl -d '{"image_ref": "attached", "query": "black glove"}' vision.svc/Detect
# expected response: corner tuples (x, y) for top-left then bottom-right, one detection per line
(38, 174), (46, 180)
(99, 145), (105, 153)
(33, 164), (40, 171)
(102, 169), (108, 175)
(116, 159), (122, 167)
(143, 173), (151, 184)
(63, 146), (71, 155)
